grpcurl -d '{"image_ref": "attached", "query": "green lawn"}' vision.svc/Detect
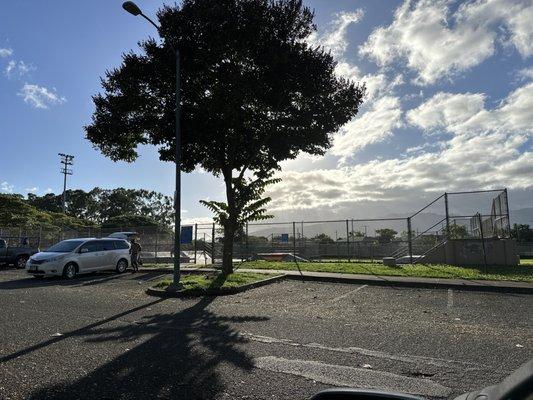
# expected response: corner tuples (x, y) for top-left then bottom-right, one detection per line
(237, 261), (533, 282)
(153, 271), (277, 293)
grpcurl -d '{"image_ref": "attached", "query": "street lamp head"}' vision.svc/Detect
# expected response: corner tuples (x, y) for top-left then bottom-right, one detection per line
(122, 1), (142, 16)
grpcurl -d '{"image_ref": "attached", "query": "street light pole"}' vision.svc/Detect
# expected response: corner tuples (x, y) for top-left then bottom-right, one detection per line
(122, 1), (181, 285)
(174, 47), (181, 285)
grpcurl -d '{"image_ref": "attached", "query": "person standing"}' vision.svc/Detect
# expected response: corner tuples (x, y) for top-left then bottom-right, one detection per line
(130, 237), (142, 273)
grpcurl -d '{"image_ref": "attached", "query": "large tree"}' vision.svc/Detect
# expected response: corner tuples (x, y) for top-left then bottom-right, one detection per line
(85, 0), (364, 273)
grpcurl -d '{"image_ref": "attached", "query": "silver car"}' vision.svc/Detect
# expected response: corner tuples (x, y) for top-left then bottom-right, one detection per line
(25, 238), (131, 279)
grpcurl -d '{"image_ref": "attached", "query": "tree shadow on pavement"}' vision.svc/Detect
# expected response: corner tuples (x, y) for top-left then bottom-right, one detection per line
(27, 296), (268, 399)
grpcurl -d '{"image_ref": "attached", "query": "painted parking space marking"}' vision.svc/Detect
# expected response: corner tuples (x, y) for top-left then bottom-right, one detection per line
(331, 284), (368, 302)
(244, 332), (486, 369)
(254, 356), (452, 397)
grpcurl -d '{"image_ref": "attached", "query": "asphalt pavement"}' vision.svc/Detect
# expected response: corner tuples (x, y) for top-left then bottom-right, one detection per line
(0, 268), (531, 400)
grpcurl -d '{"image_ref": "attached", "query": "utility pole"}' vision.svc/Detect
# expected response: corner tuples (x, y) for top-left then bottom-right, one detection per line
(58, 153), (74, 213)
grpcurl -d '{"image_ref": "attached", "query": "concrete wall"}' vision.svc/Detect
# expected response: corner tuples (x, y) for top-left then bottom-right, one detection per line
(423, 238), (519, 266)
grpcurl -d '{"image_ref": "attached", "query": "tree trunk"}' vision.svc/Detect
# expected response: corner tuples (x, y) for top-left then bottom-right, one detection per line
(222, 168), (237, 275)
(222, 220), (236, 274)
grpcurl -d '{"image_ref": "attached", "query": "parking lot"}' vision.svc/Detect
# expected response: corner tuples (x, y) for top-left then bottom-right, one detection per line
(0, 268), (531, 400)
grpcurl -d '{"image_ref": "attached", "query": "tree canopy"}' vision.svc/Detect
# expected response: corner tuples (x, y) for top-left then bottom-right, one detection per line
(26, 188), (174, 227)
(85, 0), (365, 273)
(0, 194), (92, 229)
(511, 224), (533, 243)
(375, 228), (398, 243)
(2, 188), (174, 230)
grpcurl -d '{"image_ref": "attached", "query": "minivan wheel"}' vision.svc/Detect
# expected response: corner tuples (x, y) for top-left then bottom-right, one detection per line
(116, 259), (128, 274)
(16, 255), (29, 269)
(63, 263), (77, 279)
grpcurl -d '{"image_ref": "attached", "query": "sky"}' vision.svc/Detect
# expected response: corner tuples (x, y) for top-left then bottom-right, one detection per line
(1, 0), (532, 224)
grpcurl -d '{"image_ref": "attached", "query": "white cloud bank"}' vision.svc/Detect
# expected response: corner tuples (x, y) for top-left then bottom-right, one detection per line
(18, 83), (66, 109)
(306, 9), (406, 157)
(332, 96), (403, 160)
(360, 0), (533, 85)
(407, 83), (533, 135)
(267, 83), (533, 211)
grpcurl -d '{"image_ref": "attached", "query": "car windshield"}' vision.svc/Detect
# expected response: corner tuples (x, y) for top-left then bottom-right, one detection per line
(45, 240), (85, 253)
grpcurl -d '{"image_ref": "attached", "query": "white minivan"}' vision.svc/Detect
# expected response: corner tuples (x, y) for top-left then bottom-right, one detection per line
(26, 238), (131, 279)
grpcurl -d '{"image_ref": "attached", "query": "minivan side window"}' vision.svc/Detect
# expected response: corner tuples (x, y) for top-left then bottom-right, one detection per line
(79, 241), (99, 253)
(113, 240), (129, 250)
(100, 240), (115, 251)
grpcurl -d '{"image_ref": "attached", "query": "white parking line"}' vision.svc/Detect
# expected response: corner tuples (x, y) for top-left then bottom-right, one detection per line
(254, 356), (452, 397)
(447, 289), (454, 309)
(243, 332), (486, 369)
(331, 284), (368, 302)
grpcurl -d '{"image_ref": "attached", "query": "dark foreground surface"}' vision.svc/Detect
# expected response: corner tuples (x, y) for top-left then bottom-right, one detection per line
(0, 269), (531, 400)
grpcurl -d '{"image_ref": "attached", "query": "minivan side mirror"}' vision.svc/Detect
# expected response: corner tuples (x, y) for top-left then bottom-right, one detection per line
(80, 247), (89, 253)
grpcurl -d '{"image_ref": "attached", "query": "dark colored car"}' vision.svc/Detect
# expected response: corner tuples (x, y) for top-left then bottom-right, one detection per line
(0, 238), (39, 268)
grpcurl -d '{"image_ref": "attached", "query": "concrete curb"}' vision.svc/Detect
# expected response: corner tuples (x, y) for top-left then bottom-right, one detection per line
(137, 266), (533, 294)
(281, 273), (533, 294)
(138, 267), (210, 274)
(145, 274), (286, 298)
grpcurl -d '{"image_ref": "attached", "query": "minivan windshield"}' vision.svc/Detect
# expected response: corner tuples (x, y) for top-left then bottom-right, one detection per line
(45, 240), (85, 253)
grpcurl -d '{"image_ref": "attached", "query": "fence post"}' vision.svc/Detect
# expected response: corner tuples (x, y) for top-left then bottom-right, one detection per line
(292, 221), (296, 262)
(203, 233), (207, 266)
(211, 223), (215, 264)
(301, 221), (304, 258)
(477, 213), (488, 272)
(444, 192), (450, 239)
(245, 222), (249, 261)
(407, 217), (413, 263)
(345, 219), (350, 262)
(193, 223), (198, 264)
(504, 188), (511, 237)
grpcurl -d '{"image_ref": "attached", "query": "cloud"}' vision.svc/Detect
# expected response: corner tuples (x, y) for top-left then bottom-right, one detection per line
(44, 188), (53, 193)
(267, 83), (533, 213)
(407, 82), (533, 135)
(360, 0), (533, 85)
(518, 67), (533, 80)
(406, 92), (486, 132)
(0, 48), (13, 57)
(16, 61), (34, 75)
(307, 10), (364, 58)
(5, 60), (15, 76)
(18, 83), (66, 109)
(334, 61), (403, 100)
(5, 60), (34, 78)
(268, 138), (531, 212)
(459, 0), (533, 57)
(1, 181), (14, 193)
(332, 96), (403, 159)
(25, 187), (38, 193)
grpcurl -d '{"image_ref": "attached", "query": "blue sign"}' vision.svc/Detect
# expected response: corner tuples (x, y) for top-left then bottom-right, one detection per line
(281, 233), (289, 243)
(181, 226), (193, 244)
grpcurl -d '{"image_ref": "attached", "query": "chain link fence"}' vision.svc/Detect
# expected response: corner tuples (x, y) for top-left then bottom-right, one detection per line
(1, 189), (516, 265)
